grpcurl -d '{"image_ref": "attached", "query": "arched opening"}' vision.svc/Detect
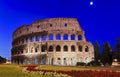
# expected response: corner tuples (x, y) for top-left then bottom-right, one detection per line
(78, 45), (82, 52)
(31, 36), (34, 42)
(25, 38), (29, 43)
(63, 58), (67, 65)
(56, 34), (61, 40)
(42, 35), (46, 41)
(64, 45), (68, 51)
(71, 45), (75, 51)
(57, 58), (61, 65)
(41, 45), (46, 52)
(71, 34), (75, 40)
(85, 46), (89, 52)
(49, 34), (53, 40)
(63, 34), (68, 40)
(78, 35), (82, 41)
(35, 48), (38, 52)
(56, 45), (61, 52)
(49, 46), (53, 52)
(36, 35), (40, 41)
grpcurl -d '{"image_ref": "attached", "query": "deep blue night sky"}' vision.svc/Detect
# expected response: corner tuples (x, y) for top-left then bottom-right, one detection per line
(0, 0), (120, 59)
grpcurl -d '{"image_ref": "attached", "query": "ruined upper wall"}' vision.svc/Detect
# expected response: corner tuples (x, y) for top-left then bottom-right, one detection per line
(12, 18), (83, 40)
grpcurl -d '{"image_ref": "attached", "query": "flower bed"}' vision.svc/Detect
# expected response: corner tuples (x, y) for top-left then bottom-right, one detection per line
(21, 65), (120, 77)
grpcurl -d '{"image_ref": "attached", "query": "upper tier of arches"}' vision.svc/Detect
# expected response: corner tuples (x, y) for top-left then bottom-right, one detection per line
(12, 18), (83, 40)
(12, 33), (84, 47)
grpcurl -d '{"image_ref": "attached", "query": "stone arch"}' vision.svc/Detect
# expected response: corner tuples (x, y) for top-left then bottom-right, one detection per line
(71, 45), (75, 51)
(25, 37), (29, 43)
(49, 34), (53, 40)
(78, 35), (82, 40)
(42, 35), (46, 41)
(64, 45), (68, 51)
(35, 45), (39, 52)
(71, 34), (75, 40)
(57, 58), (61, 65)
(41, 45), (46, 52)
(49, 45), (53, 52)
(36, 35), (40, 41)
(56, 45), (61, 52)
(63, 34), (68, 40)
(63, 58), (67, 65)
(78, 45), (82, 52)
(56, 34), (61, 40)
(30, 36), (34, 42)
(85, 46), (89, 52)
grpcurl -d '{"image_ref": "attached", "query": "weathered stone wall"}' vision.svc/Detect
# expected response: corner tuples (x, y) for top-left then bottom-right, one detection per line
(11, 18), (94, 66)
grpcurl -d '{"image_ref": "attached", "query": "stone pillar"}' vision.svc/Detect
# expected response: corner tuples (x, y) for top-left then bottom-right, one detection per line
(28, 44), (30, 53)
(34, 36), (36, 42)
(61, 34), (63, 41)
(39, 43), (41, 53)
(40, 35), (42, 42)
(75, 34), (78, 41)
(54, 34), (56, 41)
(68, 34), (71, 41)
(61, 57), (63, 65)
(76, 45), (78, 52)
(46, 35), (48, 41)
(68, 44), (71, 52)
(46, 56), (49, 65)
(61, 45), (63, 52)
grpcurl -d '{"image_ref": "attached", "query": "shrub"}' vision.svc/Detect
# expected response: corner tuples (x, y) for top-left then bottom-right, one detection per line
(76, 62), (86, 66)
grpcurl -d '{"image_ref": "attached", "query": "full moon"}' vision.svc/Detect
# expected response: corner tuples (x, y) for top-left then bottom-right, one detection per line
(90, 1), (93, 5)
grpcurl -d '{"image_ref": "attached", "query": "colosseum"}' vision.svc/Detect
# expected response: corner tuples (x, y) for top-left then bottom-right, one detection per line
(11, 18), (94, 66)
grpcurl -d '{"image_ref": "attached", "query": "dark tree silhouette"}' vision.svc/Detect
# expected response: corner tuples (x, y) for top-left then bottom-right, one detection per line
(0, 56), (6, 64)
(101, 41), (112, 65)
(94, 41), (101, 65)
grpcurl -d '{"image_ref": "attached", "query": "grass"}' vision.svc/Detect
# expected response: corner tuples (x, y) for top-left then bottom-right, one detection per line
(39, 65), (89, 71)
(0, 64), (44, 77)
(0, 64), (120, 77)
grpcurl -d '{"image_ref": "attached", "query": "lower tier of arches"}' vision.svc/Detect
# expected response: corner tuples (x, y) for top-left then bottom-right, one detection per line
(11, 53), (94, 66)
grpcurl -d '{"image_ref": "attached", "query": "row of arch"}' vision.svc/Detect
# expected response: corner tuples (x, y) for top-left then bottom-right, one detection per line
(47, 45), (89, 52)
(35, 34), (82, 41)
(12, 45), (89, 55)
(13, 34), (83, 46)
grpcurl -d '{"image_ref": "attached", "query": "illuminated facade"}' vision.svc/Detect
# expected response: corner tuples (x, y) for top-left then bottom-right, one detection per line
(11, 18), (94, 66)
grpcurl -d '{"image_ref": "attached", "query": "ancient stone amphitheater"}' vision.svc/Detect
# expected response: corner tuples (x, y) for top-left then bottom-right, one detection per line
(11, 18), (94, 66)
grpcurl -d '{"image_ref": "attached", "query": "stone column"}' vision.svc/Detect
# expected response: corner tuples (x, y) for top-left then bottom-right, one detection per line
(46, 35), (48, 41)
(75, 34), (78, 41)
(76, 44), (78, 52)
(54, 34), (56, 41)
(61, 45), (63, 52)
(61, 33), (63, 41)
(68, 34), (71, 41)
(28, 44), (31, 53)
(61, 57), (63, 65)
(34, 36), (36, 42)
(68, 44), (71, 52)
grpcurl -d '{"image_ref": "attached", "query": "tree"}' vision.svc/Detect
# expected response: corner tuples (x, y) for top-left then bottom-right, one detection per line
(94, 41), (101, 65)
(101, 41), (112, 65)
(0, 56), (6, 64)
(115, 38), (120, 61)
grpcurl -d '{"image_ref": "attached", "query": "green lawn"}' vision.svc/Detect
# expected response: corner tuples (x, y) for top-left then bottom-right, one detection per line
(0, 65), (43, 77)
(0, 64), (120, 77)
(39, 65), (89, 71)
